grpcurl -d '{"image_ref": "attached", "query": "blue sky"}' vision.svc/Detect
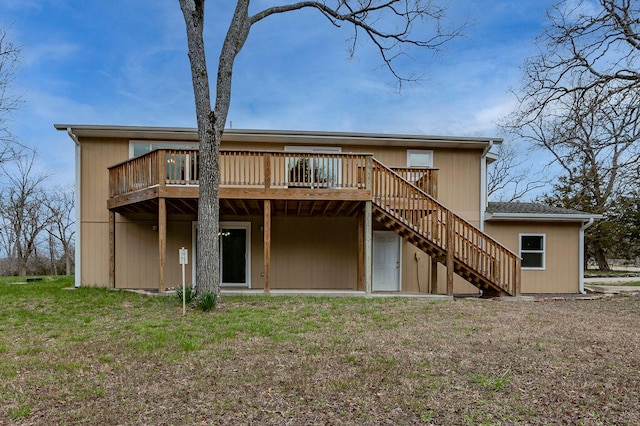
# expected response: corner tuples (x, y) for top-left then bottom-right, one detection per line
(1, 0), (557, 186)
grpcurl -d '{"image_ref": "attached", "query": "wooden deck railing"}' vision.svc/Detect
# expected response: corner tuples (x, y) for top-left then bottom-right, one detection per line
(109, 149), (371, 198)
(391, 167), (438, 198)
(372, 159), (520, 296)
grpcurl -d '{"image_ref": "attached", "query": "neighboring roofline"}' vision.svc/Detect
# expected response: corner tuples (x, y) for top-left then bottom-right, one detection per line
(485, 212), (604, 222)
(54, 124), (503, 149)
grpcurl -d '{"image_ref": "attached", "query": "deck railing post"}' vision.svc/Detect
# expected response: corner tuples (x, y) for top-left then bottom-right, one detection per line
(365, 155), (372, 191)
(264, 153), (271, 189)
(156, 150), (166, 190)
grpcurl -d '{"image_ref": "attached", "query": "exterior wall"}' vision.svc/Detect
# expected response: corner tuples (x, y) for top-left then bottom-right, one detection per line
(485, 221), (582, 294)
(80, 137), (128, 287)
(270, 216), (358, 289)
(77, 131), (486, 292)
(114, 217), (195, 289)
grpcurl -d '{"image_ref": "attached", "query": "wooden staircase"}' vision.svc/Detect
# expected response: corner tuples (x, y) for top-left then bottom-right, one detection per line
(371, 159), (521, 297)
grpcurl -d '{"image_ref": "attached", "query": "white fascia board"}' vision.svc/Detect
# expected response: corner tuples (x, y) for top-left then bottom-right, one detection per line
(486, 212), (604, 222)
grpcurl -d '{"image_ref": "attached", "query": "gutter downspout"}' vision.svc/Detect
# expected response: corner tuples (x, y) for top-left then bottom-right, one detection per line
(480, 141), (493, 232)
(579, 218), (596, 294)
(67, 128), (81, 288)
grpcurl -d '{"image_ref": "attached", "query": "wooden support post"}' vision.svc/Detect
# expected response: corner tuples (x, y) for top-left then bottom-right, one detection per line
(364, 200), (372, 294)
(446, 211), (454, 296)
(158, 197), (167, 292)
(264, 199), (271, 294)
(357, 208), (364, 291)
(109, 210), (115, 289)
(430, 257), (438, 295)
(514, 257), (521, 296)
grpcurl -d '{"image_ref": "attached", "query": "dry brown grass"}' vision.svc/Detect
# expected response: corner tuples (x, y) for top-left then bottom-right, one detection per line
(1, 277), (639, 425)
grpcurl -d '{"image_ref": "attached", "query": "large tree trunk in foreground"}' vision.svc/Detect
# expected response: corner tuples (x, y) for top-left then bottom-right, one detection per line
(180, 0), (251, 297)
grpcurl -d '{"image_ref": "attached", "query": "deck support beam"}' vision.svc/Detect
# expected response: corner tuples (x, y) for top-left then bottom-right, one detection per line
(357, 207), (364, 291)
(109, 211), (115, 289)
(364, 157), (373, 294)
(158, 197), (167, 292)
(264, 200), (271, 294)
(364, 201), (372, 294)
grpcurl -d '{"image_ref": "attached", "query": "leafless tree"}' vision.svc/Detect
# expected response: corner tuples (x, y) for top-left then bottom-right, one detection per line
(0, 27), (22, 164)
(503, 0), (640, 270)
(488, 142), (549, 202)
(515, 0), (640, 121)
(0, 152), (51, 276)
(44, 187), (75, 276)
(178, 0), (464, 298)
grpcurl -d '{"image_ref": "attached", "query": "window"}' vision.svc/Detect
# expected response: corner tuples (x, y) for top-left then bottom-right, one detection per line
(284, 146), (341, 188)
(130, 141), (199, 182)
(130, 141), (198, 158)
(520, 234), (545, 269)
(407, 150), (434, 168)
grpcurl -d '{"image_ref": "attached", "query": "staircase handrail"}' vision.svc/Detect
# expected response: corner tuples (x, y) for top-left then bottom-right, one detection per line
(371, 158), (520, 296)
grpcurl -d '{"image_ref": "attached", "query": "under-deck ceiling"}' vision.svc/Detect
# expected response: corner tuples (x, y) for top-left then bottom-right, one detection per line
(113, 198), (364, 218)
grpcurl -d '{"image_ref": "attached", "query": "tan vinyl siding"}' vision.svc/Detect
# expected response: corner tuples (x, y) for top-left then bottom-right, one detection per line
(115, 220), (158, 288)
(80, 222), (109, 287)
(81, 138), (129, 222)
(485, 222), (581, 293)
(80, 138), (129, 287)
(434, 149), (481, 225)
(270, 216), (357, 289)
(114, 218), (195, 289)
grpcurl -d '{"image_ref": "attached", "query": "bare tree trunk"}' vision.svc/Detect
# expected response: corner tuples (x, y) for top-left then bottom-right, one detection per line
(180, 0), (251, 297)
(64, 243), (72, 275)
(594, 245), (610, 272)
(50, 233), (58, 275)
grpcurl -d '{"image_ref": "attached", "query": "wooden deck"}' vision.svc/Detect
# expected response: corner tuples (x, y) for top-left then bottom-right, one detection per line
(107, 149), (392, 216)
(106, 149), (519, 298)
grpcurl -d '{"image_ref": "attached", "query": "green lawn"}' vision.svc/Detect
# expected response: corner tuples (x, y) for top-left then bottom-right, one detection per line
(1, 276), (639, 425)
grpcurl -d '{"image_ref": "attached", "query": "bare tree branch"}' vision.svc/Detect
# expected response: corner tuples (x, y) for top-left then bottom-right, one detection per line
(0, 27), (22, 164)
(250, 1), (465, 85)
(488, 143), (549, 202)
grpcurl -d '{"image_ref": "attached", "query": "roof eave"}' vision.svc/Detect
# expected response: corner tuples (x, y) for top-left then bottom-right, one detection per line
(54, 124), (502, 149)
(486, 212), (604, 222)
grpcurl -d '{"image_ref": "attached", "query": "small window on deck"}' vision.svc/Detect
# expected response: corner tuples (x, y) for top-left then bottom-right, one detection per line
(520, 234), (545, 269)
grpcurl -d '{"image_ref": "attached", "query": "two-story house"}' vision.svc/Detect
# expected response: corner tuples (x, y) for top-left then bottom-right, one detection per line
(55, 124), (599, 296)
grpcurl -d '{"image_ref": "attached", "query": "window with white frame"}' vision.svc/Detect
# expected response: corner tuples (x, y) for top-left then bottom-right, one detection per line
(520, 234), (545, 269)
(407, 150), (434, 168)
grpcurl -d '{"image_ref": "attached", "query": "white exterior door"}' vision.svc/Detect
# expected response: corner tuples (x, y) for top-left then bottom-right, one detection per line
(373, 231), (401, 292)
